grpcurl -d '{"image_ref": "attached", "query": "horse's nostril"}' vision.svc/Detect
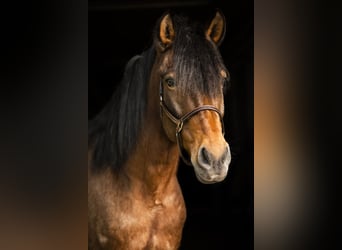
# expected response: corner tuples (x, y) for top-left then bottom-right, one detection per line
(200, 147), (211, 165)
(221, 146), (229, 163)
(199, 146), (230, 169)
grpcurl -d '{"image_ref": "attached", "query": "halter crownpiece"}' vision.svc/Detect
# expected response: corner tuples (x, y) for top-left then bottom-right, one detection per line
(159, 80), (225, 165)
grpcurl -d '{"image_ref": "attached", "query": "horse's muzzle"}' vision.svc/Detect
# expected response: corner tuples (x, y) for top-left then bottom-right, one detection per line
(193, 143), (231, 184)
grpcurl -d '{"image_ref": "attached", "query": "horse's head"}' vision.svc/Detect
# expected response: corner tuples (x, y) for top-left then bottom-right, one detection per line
(152, 11), (231, 184)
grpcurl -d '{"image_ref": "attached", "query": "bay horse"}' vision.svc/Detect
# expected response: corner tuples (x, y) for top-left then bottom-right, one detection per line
(88, 10), (231, 249)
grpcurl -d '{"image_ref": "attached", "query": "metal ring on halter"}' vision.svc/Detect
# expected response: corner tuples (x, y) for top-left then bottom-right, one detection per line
(159, 79), (225, 165)
(176, 121), (183, 133)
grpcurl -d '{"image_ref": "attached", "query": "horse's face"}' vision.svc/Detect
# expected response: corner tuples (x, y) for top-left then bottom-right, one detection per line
(160, 69), (231, 184)
(155, 11), (231, 184)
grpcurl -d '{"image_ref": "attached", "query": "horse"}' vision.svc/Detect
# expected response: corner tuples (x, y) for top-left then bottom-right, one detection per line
(88, 10), (231, 249)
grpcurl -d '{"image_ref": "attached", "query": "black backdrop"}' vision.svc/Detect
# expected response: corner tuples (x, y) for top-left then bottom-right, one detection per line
(89, 0), (253, 249)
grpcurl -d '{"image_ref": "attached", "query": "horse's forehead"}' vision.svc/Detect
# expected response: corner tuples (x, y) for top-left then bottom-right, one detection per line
(159, 49), (217, 72)
(158, 51), (173, 73)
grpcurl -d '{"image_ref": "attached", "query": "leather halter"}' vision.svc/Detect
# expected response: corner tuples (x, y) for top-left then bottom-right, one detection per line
(159, 80), (225, 165)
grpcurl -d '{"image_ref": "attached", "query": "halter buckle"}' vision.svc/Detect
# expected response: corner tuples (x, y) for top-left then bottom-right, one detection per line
(176, 121), (184, 133)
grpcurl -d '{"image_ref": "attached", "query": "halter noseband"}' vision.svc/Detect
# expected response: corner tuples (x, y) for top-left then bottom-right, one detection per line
(159, 80), (225, 165)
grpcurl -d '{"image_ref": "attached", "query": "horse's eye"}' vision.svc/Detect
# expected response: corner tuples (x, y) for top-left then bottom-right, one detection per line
(165, 78), (176, 88)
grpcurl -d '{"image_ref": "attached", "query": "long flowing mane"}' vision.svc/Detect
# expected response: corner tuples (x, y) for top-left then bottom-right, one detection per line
(89, 47), (156, 170)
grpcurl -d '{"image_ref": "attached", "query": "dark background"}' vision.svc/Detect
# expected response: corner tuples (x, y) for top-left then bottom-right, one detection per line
(0, 0), (342, 250)
(2, 0), (340, 249)
(89, 0), (253, 249)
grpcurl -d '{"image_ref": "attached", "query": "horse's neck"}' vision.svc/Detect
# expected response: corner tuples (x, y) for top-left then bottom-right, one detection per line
(124, 114), (180, 197)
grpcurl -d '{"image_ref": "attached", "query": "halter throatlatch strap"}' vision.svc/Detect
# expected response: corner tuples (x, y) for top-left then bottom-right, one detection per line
(159, 80), (225, 165)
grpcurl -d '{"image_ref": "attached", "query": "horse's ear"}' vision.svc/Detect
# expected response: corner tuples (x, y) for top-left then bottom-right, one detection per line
(157, 13), (175, 50)
(206, 10), (226, 46)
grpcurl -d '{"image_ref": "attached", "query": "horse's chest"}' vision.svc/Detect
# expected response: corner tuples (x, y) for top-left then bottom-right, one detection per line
(108, 196), (186, 249)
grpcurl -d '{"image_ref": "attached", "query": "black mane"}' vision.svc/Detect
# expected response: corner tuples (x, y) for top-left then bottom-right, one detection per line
(89, 47), (155, 170)
(171, 14), (227, 96)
